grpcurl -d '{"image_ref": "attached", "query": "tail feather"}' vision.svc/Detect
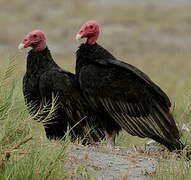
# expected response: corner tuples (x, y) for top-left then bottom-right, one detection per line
(151, 135), (185, 152)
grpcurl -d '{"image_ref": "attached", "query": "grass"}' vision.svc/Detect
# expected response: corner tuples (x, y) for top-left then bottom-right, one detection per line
(0, 61), (94, 180)
(0, 0), (191, 179)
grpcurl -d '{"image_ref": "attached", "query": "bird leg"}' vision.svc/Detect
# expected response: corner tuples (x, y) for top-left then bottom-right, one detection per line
(104, 130), (116, 149)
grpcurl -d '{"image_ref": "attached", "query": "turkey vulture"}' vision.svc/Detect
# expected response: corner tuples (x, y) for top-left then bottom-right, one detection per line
(75, 21), (184, 151)
(18, 30), (104, 143)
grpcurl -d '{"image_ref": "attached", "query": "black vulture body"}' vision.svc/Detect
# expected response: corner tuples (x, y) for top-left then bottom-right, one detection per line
(75, 43), (184, 151)
(23, 47), (104, 142)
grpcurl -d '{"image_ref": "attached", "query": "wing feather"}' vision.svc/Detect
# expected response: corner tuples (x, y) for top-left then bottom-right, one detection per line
(99, 96), (179, 141)
(78, 55), (180, 142)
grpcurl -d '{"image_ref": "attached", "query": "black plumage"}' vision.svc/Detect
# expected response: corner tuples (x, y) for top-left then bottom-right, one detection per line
(75, 43), (184, 151)
(23, 47), (104, 142)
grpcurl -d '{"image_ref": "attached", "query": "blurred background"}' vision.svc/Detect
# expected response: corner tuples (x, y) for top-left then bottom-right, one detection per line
(1, 0), (191, 145)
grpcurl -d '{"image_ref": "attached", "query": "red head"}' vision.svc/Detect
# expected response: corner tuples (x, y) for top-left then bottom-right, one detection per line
(18, 30), (46, 51)
(76, 20), (100, 45)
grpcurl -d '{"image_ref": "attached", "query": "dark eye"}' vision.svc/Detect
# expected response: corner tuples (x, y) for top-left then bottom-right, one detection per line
(89, 25), (93, 29)
(33, 34), (37, 38)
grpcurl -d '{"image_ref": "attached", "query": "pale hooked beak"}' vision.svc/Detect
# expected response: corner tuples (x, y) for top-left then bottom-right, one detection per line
(18, 43), (25, 50)
(75, 34), (82, 40)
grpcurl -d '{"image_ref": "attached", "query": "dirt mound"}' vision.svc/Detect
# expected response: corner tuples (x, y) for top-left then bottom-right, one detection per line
(67, 145), (160, 179)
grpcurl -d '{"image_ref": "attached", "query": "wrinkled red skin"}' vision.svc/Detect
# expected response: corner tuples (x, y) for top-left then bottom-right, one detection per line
(20, 30), (46, 51)
(77, 20), (100, 45)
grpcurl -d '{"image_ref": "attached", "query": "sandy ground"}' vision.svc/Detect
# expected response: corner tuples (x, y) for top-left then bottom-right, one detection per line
(67, 145), (161, 179)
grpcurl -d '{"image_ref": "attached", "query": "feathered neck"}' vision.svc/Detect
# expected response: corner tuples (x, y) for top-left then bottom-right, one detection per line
(26, 47), (56, 74)
(76, 43), (115, 61)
